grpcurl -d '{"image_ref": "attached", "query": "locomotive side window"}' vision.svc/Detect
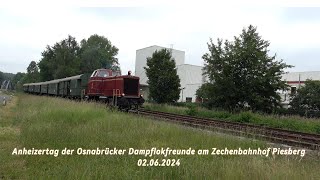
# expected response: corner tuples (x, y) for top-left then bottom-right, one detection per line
(91, 71), (97, 77)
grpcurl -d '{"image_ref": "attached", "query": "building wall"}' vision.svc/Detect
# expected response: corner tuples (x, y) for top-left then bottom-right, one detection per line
(280, 71), (320, 108)
(135, 45), (206, 102)
(177, 64), (204, 102)
(135, 45), (185, 85)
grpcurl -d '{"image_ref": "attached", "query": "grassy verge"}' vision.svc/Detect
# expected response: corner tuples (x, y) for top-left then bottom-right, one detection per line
(0, 94), (320, 179)
(0, 93), (25, 179)
(143, 103), (320, 134)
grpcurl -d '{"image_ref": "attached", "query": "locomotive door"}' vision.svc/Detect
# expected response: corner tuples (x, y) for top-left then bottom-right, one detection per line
(66, 81), (70, 96)
(96, 77), (102, 95)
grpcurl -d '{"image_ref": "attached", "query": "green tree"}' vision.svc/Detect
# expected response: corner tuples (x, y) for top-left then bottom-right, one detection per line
(195, 82), (215, 106)
(12, 72), (26, 90)
(144, 49), (181, 103)
(38, 35), (80, 80)
(80, 34), (119, 73)
(38, 45), (55, 81)
(0, 71), (3, 85)
(201, 25), (292, 112)
(289, 80), (320, 114)
(25, 61), (40, 83)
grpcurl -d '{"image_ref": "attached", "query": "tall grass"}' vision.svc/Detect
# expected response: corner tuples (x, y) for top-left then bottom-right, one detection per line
(144, 103), (320, 134)
(0, 94), (320, 179)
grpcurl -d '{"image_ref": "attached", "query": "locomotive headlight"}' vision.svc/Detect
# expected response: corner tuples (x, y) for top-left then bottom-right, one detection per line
(122, 93), (125, 97)
(140, 94), (143, 97)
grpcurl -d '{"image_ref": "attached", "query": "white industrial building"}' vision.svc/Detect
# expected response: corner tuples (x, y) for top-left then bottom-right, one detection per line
(135, 45), (206, 102)
(280, 71), (320, 108)
(135, 45), (320, 105)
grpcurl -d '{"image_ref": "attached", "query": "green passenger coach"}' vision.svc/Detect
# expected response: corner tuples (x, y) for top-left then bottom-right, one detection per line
(23, 73), (90, 98)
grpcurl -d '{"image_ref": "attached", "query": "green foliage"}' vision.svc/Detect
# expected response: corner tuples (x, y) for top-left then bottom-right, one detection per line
(196, 83), (214, 100)
(12, 72), (25, 85)
(37, 34), (120, 81)
(144, 49), (181, 103)
(3, 95), (320, 179)
(186, 104), (198, 116)
(236, 111), (253, 123)
(2, 72), (15, 80)
(196, 83), (215, 107)
(290, 80), (320, 114)
(38, 35), (80, 80)
(12, 72), (26, 90)
(202, 25), (292, 112)
(0, 71), (16, 90)
(23, 61), (40, 83)
(0, 71), (3, 84)
(80, 34), (119, 73)
(144, 103), (320, 134)
(315, 124), (320, 134)
(38, 45), (55, 81)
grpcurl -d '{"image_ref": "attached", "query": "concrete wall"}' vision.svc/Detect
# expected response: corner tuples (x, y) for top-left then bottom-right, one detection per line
(135, 45), (185, 85)
(177, 64), (204, 102)
(282, 71), (320, 82)
(135, 45), (208, 103)
(280, 71), (320, 108)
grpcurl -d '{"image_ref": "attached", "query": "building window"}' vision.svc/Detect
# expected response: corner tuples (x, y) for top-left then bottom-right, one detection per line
(186, 97), (192, 102)
(291, 86), (297, 95)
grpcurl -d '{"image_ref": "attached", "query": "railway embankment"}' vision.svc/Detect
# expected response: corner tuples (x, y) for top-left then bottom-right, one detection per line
(144, 103), (320, 135)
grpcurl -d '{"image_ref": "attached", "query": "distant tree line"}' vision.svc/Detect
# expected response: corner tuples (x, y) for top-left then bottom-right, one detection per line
(0, 71), (15, 86)
(0, 71), (3, 85)
(11, 34), (119, 89)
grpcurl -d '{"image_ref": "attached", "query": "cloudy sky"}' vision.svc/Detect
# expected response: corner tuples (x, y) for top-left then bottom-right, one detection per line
(1, 1), (320, 75)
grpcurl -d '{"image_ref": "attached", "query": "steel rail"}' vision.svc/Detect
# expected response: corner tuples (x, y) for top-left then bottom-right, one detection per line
(132, 109), (320, 150)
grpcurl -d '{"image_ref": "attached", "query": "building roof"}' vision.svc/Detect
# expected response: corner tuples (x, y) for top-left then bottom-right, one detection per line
(136, 45), (185, 53)
(177, 63), (203, 68)
(282, 71), (320, 82)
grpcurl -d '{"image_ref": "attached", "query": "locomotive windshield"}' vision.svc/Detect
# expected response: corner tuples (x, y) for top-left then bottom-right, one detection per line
(98, 70), (109, 77)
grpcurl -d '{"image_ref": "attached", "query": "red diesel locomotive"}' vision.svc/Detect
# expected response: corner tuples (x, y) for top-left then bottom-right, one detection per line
(86, 68), (144, 109)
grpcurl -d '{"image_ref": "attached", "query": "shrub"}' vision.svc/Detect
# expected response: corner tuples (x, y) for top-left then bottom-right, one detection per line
(186, 104), (198, 116)
(235, 111), (253, 123)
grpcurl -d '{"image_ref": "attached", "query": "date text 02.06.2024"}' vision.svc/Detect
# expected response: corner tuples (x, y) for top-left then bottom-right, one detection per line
(137, 159), (180, 167)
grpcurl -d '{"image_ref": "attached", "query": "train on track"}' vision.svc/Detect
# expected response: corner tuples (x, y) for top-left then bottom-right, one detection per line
(23, 69), (145, 110)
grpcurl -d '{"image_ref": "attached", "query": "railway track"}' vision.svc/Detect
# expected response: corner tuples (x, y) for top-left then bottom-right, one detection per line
(132, 109), (320, 150)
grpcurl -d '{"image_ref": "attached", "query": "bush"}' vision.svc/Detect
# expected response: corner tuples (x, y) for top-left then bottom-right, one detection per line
(235, 111), (253, 123)
(186, 104), (198, 116)
(315, 124), (320, 134)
